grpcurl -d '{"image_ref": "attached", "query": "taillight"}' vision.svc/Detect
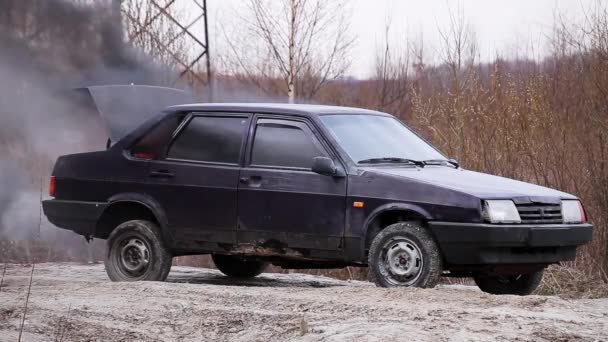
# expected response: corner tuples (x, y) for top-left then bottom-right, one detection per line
(133, 152), (155, 160)
(49, 176), (56, 197)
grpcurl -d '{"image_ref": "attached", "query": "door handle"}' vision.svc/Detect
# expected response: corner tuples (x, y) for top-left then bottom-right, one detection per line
(240, 175), (262, 187)
(149, 170), (174, 178)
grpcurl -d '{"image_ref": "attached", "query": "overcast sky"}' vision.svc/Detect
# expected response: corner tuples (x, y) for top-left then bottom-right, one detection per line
(189, 0), (593, 78)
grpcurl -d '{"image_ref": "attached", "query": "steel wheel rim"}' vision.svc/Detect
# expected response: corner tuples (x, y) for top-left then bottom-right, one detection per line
(117, 236), (150, 278)
(379, 237), (423, 286)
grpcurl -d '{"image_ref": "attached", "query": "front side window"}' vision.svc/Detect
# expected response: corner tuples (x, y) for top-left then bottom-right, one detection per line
(168, 115), (248, 164)
(320, 114), (445, 163)
(251, 119), (325, 169)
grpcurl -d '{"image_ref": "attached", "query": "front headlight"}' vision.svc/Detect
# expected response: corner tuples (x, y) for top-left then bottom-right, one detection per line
(483, 200), (521, 223)
(562, 200), (586, 223)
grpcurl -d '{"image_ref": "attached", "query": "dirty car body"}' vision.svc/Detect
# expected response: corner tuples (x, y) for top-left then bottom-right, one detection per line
(42, 99), (593, 290)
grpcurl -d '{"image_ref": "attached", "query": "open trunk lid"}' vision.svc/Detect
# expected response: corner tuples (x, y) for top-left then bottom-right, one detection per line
(76, 85), (194, 143)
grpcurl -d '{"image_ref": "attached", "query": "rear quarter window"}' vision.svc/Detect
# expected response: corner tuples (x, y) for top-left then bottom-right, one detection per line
(130, 116), (184, 159)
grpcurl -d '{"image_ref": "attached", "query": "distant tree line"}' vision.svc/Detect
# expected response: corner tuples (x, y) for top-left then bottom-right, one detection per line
(149, 1), (607, 280)
(0, 0), (606, 285)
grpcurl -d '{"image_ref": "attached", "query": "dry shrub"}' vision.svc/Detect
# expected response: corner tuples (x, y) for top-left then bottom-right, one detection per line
(0, 240), (104, 264)
(537, 264), (608, 299)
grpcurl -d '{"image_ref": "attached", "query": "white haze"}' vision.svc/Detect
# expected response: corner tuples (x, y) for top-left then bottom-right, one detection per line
(0, 0), (186, 261)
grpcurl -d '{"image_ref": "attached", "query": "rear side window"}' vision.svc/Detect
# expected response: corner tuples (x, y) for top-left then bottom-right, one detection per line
(251, 119), (326, 169)
(168, 116), (248, 164)
(131, 116), (183, 159)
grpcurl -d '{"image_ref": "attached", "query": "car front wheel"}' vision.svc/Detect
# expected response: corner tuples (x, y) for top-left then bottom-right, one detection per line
(105, 220), (172, 282)
(474, 270), (544, 295)
(212, 254), (267, 278)
(368, 222), (443, 288)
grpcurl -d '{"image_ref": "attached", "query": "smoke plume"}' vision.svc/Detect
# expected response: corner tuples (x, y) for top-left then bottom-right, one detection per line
(0, 0), (182, 261)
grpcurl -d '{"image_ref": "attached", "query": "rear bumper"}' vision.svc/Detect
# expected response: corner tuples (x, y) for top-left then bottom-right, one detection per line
(428, 222), (593, 265)
(42, 199), (107, 236)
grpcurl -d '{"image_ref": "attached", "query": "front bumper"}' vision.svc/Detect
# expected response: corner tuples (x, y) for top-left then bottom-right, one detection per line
(43, 199), (108, 237)
(428, 222), (593, 265)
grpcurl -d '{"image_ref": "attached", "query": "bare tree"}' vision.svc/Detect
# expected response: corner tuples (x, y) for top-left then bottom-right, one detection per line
(424, 2), (478, 160)
(222, 0), (354, 102)
(437, 2), (477, 95)
(372, 17), (412, 113)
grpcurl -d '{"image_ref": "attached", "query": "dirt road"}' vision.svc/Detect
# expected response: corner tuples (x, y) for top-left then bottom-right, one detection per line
(0, 263), (606, 341)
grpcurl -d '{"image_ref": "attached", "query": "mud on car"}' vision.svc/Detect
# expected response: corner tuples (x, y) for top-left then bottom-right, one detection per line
(43, 93), (593, 295)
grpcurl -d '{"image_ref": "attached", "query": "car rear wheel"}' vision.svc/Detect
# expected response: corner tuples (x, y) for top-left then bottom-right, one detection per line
(105, 220), (172, 282)
(474, 270), (544, 295)
(368, 222), (443, 288)
(212, 254), (267, 278)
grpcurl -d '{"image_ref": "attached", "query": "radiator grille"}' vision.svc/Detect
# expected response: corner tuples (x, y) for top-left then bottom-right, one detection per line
(516, 203), (562, 224)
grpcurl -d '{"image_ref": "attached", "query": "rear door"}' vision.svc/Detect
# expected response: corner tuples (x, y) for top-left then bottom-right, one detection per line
(237, 116), (347, 250)
(145, 113), (251, 244)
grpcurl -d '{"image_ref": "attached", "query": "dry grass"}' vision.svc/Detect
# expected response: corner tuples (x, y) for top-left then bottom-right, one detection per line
(53, 304), (72, 342)
(537, 264), (608, 299)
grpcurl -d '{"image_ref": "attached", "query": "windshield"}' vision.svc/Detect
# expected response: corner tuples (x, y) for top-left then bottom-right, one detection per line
(320, 114), (445, 163)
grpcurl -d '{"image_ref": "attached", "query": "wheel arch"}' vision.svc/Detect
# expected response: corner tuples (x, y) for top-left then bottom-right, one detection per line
(362, 203), (434, 254)
(95, 193), (171, 242)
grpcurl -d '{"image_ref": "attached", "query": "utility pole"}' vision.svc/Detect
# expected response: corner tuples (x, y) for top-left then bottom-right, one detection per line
(202, 0), (212, 101)
(149, 0), (212, 97)
(122, 0), (213, 99)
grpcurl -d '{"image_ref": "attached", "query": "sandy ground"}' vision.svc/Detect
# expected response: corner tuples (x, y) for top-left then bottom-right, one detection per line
(0, 263), (607, 341)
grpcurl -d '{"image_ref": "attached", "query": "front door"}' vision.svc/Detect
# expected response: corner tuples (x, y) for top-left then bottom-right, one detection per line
(237, 117), (347, 251)
(146, 113), (251, 244)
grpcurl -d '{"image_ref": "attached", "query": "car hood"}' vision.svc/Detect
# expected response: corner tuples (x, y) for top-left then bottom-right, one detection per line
(364, 166), (576, 203)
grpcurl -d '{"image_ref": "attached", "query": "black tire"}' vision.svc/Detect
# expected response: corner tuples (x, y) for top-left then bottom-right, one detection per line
(368, 222), (443, 288)
(212, 254), (267, 278)
(105, 220), (172, 282)
(474, 270), (544, 295)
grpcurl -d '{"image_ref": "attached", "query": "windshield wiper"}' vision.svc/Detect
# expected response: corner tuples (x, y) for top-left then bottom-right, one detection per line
(358, 157), (425, 167)
(422, 159), (460, 168)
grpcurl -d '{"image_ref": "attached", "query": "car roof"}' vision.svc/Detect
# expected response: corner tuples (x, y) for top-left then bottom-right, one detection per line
(164, 103), (392, 118)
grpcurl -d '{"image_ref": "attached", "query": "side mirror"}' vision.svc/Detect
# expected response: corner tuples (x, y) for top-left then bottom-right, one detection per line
(311, 156), (337, 176)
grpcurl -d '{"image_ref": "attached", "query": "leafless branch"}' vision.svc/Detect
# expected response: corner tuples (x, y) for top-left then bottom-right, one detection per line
(18, 263), (35, 342)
